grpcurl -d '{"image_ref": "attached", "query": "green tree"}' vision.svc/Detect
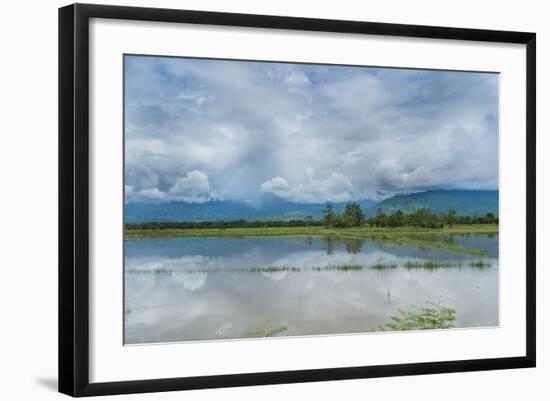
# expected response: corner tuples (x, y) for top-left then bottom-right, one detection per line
(410, 207), (438, 228)
(483, 212), (497, 224)
(343, 202), (365, 227)
(366, 217), (376, 228)
(445, 208), (458, 227)
(322, 202), (337, 227)
(388, 210), (405, 227)
(329, 212), (344, 227)
(375, 207), (388, 227)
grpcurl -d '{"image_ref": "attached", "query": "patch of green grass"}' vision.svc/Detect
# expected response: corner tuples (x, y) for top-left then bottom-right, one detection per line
(370, 263), (399, 270)
(380, 299), (457, 331)
(125, 224), (498, 238)
(244, 266), (300, 273)
(404, 260), (459, 269)
(469, 260), (492, 268)
(326, 264), (364, 271)
(404, 260), (492, 270)
(247, 322), (289, 338)
(320, 263), (399, 271)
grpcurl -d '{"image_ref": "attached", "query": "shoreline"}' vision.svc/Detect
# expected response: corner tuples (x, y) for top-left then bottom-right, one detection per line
(125, 224), (498, 256)
(125, 224), (498, 238)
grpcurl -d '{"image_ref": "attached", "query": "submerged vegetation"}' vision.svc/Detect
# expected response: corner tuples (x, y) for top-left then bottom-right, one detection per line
(244, 300), (458, 339)
(247, 323), (289, 338)
(381, 299), (457, 331)
(403, 260), (492, 270)
(126, 260), (492, 275)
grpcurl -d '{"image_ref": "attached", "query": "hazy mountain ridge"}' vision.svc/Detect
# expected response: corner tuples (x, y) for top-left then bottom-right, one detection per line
(366, 189), (498, 217)
(124, 190), (498, 223)
(125, 194), (376, 223)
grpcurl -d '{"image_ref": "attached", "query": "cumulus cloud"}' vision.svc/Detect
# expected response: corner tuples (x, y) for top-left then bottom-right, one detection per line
(260, 169), (356, 203)
(259, 177), (292, 198)
(168, 170), (211, 202)
(124, 55), (499, 204)
(125, 170), (212, 203)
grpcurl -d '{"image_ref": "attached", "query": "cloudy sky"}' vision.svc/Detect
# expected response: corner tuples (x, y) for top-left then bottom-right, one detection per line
(124, 55), (499, 205)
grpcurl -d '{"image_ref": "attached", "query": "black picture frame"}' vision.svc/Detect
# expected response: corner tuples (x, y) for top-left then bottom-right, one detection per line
(59, 3), (536, 397)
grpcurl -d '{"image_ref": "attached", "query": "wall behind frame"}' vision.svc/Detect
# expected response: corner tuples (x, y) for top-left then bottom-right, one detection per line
(0, 0), (546, 400)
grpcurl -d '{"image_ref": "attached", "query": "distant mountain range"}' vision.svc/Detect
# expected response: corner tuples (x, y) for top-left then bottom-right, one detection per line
(124, 189), (498, 223)
(366, 189), (498, 217)
(124, 193), (376, 223)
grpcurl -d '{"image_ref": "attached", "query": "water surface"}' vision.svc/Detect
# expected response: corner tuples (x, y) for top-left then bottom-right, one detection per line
(124, 235), (499, 344)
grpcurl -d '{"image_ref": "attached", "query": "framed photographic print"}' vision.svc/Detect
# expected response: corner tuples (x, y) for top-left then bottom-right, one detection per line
(58, 3), (536, 397)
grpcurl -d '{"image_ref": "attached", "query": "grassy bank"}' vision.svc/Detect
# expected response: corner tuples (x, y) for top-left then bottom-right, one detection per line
(125, 224), (498, 256)
(125, 224), (498, 238)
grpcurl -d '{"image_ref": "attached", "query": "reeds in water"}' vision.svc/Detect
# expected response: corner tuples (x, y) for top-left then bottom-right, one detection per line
(125, 259), (492, 274)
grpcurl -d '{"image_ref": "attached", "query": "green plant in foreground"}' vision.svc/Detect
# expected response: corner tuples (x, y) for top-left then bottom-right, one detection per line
(247, 323), (288, 338)
(381, 299), (456, 331)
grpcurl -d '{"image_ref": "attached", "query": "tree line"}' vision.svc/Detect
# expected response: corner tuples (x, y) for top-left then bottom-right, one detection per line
(322, 202), (498, 228)
(322, 202), (365, 227)
(125, 203), (498, 230)
(365, 207), (498, 228)
(125, 218), (323, 230)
